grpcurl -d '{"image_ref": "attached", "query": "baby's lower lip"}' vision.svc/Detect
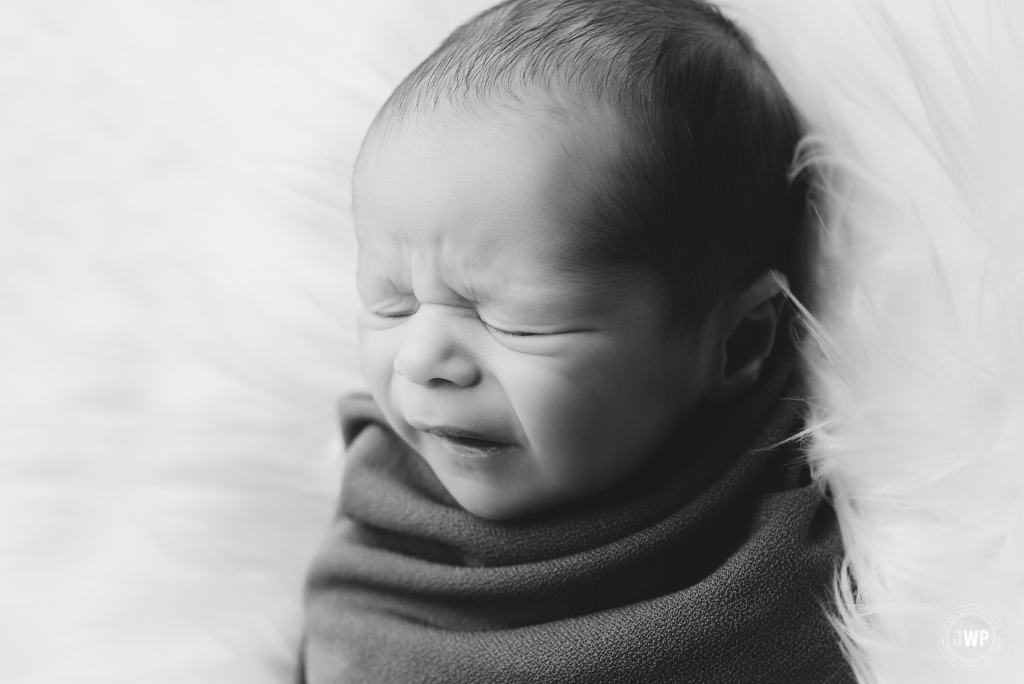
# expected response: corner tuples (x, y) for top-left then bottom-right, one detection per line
(430, 432), (514, 459)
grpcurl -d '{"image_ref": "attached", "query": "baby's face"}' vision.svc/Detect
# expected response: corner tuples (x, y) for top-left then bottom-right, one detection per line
(353, 104), (721, 520)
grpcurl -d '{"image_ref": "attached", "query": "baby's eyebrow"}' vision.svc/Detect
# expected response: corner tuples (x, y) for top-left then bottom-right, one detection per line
(425, 254), (509, 303)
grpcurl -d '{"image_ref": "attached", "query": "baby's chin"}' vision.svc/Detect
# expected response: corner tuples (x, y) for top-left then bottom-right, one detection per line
(399, 428), (549, 519)
(433, 467), (564, 521)
(414, 432), (642, 521)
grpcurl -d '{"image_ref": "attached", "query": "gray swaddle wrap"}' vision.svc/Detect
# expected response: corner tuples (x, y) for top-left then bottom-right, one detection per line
(299, 357), (854, 683)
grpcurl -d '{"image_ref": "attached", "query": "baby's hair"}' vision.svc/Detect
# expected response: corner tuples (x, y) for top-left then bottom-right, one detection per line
(374, 0), (808, 328)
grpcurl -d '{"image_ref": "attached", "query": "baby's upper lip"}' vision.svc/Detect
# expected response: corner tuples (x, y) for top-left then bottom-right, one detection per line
(408, 421), (514, 445)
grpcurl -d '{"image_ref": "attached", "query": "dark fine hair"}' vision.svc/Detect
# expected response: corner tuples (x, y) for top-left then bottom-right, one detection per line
(374, 0), (808, 328)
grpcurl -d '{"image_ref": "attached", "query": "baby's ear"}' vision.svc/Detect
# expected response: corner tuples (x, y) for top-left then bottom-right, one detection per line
(706, 271), (786, 404)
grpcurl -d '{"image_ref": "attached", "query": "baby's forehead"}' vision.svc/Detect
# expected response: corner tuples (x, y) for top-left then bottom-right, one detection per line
(356, 97), (629, 239)
(351, 100), (670, 316)
(359, 93), (628, 181)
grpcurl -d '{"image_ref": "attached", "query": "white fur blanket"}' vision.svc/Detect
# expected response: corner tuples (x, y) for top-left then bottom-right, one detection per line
(1, 1), (1020, 682)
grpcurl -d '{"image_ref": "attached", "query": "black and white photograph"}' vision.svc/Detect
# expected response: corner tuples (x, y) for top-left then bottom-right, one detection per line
(2, 1), (1022, 682)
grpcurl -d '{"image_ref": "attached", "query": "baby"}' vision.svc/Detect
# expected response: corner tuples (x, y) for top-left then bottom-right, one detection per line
(299, 1), (854, 682)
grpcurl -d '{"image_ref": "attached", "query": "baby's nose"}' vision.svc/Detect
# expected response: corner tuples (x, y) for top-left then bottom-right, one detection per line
(393, 310), (481, 388)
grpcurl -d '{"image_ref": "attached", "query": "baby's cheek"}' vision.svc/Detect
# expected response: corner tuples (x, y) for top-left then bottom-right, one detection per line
(499, 355), (615, 481)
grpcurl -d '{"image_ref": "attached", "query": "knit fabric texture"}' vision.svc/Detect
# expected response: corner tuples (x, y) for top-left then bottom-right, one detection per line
(299, 357), (854, 683)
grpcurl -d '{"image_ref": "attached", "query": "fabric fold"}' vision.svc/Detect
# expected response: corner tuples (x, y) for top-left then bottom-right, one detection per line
(302, 357), (854, 683)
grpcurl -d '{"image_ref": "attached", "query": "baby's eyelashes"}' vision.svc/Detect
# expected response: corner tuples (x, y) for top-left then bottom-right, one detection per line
(372, 308), (537, 336)
(484, 323), (539, 338)
(366, 306), (542, 339)
(356, 303), (419, 331)
(362, 294), (420, 319)
(362, 300), (580, 342)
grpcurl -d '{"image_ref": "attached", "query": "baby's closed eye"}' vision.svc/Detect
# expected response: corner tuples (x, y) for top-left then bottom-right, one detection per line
(482, 322), (539, 338)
